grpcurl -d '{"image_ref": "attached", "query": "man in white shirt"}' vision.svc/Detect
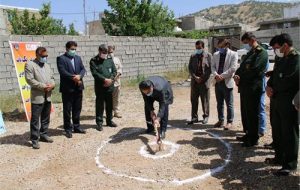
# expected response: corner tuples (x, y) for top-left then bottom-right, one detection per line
(108, 45), (123, 118)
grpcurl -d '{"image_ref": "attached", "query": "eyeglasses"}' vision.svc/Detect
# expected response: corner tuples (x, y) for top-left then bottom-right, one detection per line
(70, 48), (77, 51)
(40, 55), (48, 58)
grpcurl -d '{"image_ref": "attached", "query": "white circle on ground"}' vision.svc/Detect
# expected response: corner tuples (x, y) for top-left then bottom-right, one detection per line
(95, 127), (232, 186)
(139, 140), (180, 159)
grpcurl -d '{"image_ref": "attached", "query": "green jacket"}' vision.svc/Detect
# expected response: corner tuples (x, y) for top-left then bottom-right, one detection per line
(267, 49), (299, 98)
(235, 45), (268, 93)
(90, 55), (117, 92)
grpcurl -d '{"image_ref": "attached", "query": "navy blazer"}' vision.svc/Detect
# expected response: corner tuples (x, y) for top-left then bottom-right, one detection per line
(141, 76), (174, 119)
(57, 53), (86, 93)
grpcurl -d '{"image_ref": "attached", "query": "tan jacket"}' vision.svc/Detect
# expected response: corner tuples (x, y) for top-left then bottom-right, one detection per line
(112, 56), (123, 87)
(25, 60), (55, 104)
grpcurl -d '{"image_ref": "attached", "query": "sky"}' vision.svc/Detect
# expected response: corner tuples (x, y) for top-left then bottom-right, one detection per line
(0, 0), (297, 33)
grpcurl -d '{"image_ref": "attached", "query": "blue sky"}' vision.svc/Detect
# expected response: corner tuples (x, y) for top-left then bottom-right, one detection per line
(0, 0), (296, 32)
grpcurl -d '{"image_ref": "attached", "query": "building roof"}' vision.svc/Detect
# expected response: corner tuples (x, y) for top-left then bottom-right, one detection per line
(258, 17), (300, 25)
(0, 4), (39, 12)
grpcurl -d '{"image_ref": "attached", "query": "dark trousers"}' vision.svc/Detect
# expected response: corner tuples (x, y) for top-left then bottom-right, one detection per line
(240, 88), (261, 143)
(215, 81), (234, 123)
(62, 91), (83, 132)
(271, 95), (299, 170)
(190, 80), (210, 120)
(30, 101), (51, 142)
(145, 104), (169, 134)
(96, 90), (113, 125)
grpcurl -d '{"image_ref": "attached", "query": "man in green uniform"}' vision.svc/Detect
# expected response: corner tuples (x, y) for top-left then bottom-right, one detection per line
(234, 32), (268, 147)
(90, 44), (117, 131)
(266, 33), (299, 176)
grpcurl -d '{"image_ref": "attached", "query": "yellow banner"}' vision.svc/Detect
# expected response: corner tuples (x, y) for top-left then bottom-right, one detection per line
(9, 41), (42, 122)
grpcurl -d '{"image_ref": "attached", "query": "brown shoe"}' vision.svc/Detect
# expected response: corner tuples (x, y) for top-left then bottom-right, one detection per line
(214, 121), (224, 128)
(114, 113), (122, 118)
(224, 123), (232, 130)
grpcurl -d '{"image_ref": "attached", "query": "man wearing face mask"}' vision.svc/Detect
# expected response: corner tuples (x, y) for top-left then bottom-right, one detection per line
(108, 45), (123, 118)
(90, 44), (117, 131)
(211, 38), (238, 130)
(265, 33), (299, 176)
(139, 76), (173, 139)
(57, 41), (86, 138)
(188, 40), (212, 125)
(25, 47), (55, 149)
(234, 32), (268, 147)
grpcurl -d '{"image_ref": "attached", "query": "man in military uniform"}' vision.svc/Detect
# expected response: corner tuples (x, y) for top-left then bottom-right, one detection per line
(266, 33), (299, 176)
(188, 40), (212, 125)
(90, 44), (117, 131)
(234, 32), (268, 147)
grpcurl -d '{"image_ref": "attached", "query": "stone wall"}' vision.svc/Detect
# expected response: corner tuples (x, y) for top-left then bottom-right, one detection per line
(0, 35), (204, 93)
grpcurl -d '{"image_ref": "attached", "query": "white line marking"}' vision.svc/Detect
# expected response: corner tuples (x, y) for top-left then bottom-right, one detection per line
(95, 127), (232, 185)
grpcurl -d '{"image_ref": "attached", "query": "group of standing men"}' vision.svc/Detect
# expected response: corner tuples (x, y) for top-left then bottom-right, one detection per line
(25, 42), (123, 149)
(188, 32), (299, 176)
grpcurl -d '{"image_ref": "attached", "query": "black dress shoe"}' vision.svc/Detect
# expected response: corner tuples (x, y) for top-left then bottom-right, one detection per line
(108, 121), (118, 128)
(40, 135), (54, 143)
(96, 124), (103, 131)
(236, 135), (247, 142)
(214, 121), (224, 128)
(161, 131), (166, 140)
(187, 119), (198, 125)
(273, 168), (293, 176)
(202, 117), (209, 124)
(74, 128), (86, 134)
(264, 142), (274, 149)
(145, 128), (154, 134)
(242, 141), (258, 147)
(65, 131), (72, 138)
(32, 141), (40, 149)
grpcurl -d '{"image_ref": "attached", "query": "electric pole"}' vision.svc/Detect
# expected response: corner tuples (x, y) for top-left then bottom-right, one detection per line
(83, 0), (87, 35)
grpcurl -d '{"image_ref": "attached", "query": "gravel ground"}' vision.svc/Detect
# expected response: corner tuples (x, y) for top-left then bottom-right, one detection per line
(0, 83), (299, 190)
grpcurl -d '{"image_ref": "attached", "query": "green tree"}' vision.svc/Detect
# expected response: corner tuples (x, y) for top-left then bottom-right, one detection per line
(7, 3), (77, 35)
(68, 23), (79, 35)
(102, 0), (176, 36)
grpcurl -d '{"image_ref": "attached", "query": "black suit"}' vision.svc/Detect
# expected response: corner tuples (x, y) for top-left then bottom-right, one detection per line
(57, 53), (86, 132)
(141, 76), (173, 133)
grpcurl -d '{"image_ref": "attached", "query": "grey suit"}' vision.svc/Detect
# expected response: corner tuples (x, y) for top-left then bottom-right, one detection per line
(25, 60), (55, 142)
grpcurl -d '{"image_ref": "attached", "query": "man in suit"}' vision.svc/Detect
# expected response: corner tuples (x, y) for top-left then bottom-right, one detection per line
(90, 44), (117, 131)
(211, 38), (238, 130)
(234, 32), (268, 147)
(188, 40), (212, 125)
(25, 47), (55, 149)
(139, 76), (173, 139)
(57, 41), (86, 138)
(108, 45), (123, 118)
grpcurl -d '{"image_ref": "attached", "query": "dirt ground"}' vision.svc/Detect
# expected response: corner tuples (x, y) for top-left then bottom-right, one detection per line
(0, 83), (299, 190)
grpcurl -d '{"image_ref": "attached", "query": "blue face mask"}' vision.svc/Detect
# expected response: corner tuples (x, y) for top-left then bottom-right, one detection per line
(39, 57), (47, 63)
(218, 48), (226, 54)
(195, 49), (203, 55)
(243, 44), (252, 51)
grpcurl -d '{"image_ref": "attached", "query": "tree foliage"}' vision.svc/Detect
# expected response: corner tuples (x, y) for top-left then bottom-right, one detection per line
(7, 3), (78, 35)
(102, 0), (176, 36)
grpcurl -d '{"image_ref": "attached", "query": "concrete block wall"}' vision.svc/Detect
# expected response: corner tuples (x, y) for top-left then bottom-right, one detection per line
(0, 35), (205, 94)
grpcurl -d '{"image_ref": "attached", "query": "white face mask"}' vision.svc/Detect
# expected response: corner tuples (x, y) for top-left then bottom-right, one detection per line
(100, 53), (107, 59)
(146, 90), (153, 97)
(275, 48), (284, 58)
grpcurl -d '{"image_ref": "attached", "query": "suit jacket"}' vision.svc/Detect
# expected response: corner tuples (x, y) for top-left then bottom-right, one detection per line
(188, 51), (212, 88)
(25, 60), (55, 104)
(57, 53), (86, 93)
(141, 76), (173, 119)
(211, 49), (238, 88)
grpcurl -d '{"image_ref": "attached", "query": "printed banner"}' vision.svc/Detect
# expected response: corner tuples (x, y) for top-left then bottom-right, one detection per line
(9, 41), (41, 122)
(0, 110), (6, 135)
